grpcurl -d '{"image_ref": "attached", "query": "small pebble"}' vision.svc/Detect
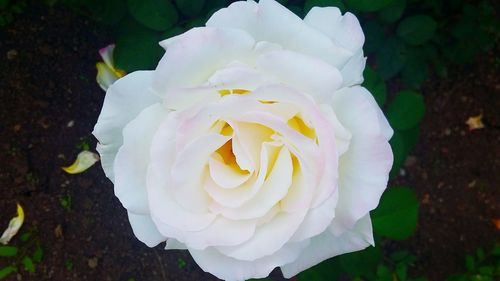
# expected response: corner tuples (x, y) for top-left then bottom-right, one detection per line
(7, 49), (18, 60)
(88, 257), (98, 269)
(67, 120), (75, 128)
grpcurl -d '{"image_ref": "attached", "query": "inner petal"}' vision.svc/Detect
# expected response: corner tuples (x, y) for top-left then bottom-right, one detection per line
(208, 152), (251, 189)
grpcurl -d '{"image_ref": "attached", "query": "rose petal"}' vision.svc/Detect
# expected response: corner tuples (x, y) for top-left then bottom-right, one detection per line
(0, 203), (24, 245)
(281, 214), (374, 278)
(304, 7), (365, 53)
(61, 150), (100, 174)
(93, 70), (160, 182)
(257, 50), (343, 103)
(114, 104), (168, 214)
(190, 240), (308, 281)
(127, 212), (165, 247)
(329, 135), (392, 235)
(154, 27), (255, 96)
(211, 145), (293, 220)
(207, 0), (353, 67)
(216, 210), (307, 261)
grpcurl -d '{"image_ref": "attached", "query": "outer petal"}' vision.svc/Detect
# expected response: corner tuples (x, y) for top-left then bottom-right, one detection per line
(304, 7), (365, 53)
(154, 27), (255, 96)
(256, 50), (343, 103)
(281, 214), (374, 278)
(207, 0), (353, 67)
(113, 104), (168, 214)
(127, 212), (165, 247)
(190, 240), (309, 281)
(93, 71), (160, 182)
(215, 210), (307, 261)
(329, 86), (393, 233)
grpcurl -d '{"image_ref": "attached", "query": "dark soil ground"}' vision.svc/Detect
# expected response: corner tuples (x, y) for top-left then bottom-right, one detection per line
(0, 3), (498, 281)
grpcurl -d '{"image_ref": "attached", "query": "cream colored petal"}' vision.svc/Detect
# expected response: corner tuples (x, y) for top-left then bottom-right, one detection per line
(61, 150), (100, 174)
(0, 203), (24, 245)
(96, 62), (120, 91)
(281, 214), (373, 278)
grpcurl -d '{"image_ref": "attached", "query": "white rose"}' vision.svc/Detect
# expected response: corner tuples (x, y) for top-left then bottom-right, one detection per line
(93, 0), (393, 280)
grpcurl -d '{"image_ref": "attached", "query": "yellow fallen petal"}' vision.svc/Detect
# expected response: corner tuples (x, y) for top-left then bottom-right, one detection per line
(96, 44), (126, 91)
(465, 114), (485, 131)
(96, 62), (120, 91)
(62, 151), (100, 174)
(0, 203), (25, 245)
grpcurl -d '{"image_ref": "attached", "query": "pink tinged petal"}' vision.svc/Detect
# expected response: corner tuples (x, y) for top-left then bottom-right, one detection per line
(127, 212), (165, 247)
(93, 71), (160, 182)
(154, 27), (255, 95)
(216, 210), (308, 261)
(99, 44), (116, 68)
(190, 240), (309, 281)
(304, 7), (365, 54)
(340, 86), (393, 140)
(257, 50), (343, 103)
(280, 214), (374, 278)
(206, 0), (353, 67)
(331, 86), (387, 137)
(290, 190), (338, 242)
(171, 134), (231, 213)
(211, 145), (293, 220)
(114, 104), (169, 214)
(148, 117), (217, 232)
(330, 135), (392, 235)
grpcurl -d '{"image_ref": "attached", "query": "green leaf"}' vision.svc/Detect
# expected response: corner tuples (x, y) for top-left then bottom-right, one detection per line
(376, 38), (406, 80)
(362, 66), (387, 106)
(298, 256), (344, 281)
(175, 0), (205, 17)
(86, 0), (127, 25)
(397, 15), (437, 45)
(401, 55), (428, 89)
(339, 246), (381, 277)
(363, 20), (385, 54)
(345, 0), (395, 12)
(389, 126), (420, 178)
(465, 255), (475, 272)
(371, 187), (419, 240)
(115, 20), (164, 72)
(0, 266), (17, 280)
(0, 0), (10, 9)
(127, 0), (178, 31)
(0, 246), (18, 257)
(378, 0), (406, 23)
(32, 246), (43, 263)
(389, 131), (405, 176)
(22, 256), (35, 273)
(387, 90), (425, 130)
(19, 232), (31, 242)
(304, 0), (346, 14)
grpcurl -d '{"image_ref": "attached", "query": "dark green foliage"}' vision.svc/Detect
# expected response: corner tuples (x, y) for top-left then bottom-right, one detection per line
(0, 0), (26, 27)
(128, 0), (178, 31)
(397, 15), (437, 46)
(371, 187), (419, 240)
(387, 90), (425, 130)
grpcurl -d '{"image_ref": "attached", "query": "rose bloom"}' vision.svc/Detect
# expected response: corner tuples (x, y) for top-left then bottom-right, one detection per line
(93, 0), (393, 280)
